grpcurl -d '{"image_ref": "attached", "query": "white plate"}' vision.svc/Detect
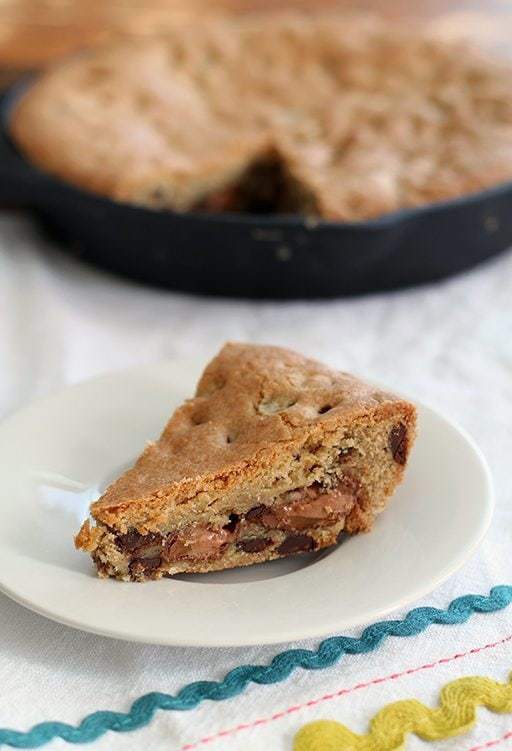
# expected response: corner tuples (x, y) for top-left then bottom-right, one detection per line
(0, 360), (493, 647)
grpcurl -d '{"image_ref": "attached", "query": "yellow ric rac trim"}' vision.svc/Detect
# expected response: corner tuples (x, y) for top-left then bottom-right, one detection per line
(293, 673), (512, 751)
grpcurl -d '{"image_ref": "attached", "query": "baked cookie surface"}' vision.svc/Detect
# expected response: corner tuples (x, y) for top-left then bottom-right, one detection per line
(11, 14), (512, 221)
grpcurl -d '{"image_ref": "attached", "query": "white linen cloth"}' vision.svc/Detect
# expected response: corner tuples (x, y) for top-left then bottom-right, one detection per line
(0, 212), (511, 751)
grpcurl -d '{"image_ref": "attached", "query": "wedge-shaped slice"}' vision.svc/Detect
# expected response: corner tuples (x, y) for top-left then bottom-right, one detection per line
(75, 343), (417, 581)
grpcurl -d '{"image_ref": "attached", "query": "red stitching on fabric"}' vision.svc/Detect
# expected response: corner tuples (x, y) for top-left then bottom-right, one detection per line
(468, 731), (512, 750)
(180, 633), (512, 751)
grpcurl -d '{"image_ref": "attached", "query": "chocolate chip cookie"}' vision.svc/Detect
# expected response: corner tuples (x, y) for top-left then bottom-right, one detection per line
(75, 343), (417, 580)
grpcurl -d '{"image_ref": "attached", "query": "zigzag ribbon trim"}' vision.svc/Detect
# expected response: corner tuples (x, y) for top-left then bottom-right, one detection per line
(0, 586), (511, 748)
(294, 672), (512, 750)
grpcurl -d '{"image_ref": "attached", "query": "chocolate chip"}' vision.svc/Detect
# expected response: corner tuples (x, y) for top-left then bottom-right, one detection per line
(115, 530), (144, 552)
(223, 513), (240, 533)
(245, 504), (267, 522)
(116, 530), (161, 554)
(389, 423), (408, 464)
(277, 534), (316, 555)
(237, 537), (272, 553)
(129, 556), (162, 576)
(163, 534), (178, 556)
(141, 556), (161, 570)
(339, 447), (356, 462)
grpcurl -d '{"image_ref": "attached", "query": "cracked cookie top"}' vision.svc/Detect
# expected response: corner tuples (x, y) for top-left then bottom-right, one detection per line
(90, 342), (405, 522)
(11, 14), (512, 220)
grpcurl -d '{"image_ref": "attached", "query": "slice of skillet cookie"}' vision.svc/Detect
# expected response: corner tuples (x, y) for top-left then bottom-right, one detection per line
(75, 343), (417, 581)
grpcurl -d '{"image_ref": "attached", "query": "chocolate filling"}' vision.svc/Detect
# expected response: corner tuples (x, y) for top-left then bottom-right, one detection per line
(223, 513), (240, 533)
(192, 153), (318, 215)
(237, 537), (272, 553)
(244, 504), (267, 522)
(277, 534), (316, 555)
(389, 423), (408, 464)
(129, 556), (162, 577)
(114, 478), (357, 572)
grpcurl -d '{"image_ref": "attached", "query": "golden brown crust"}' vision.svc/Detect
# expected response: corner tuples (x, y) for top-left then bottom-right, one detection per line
(12, 14), (512, 221)
(77, 343), (415, 534)
(74, 519), (102, 553)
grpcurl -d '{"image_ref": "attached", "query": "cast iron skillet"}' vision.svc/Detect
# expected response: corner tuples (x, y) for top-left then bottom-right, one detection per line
(1, 80), (512, 299)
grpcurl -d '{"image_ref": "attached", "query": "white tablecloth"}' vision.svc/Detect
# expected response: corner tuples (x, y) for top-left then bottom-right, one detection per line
(1, 212), (511, 751)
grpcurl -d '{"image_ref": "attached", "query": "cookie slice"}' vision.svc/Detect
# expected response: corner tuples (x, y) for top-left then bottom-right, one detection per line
(75, 343), (417, 581)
